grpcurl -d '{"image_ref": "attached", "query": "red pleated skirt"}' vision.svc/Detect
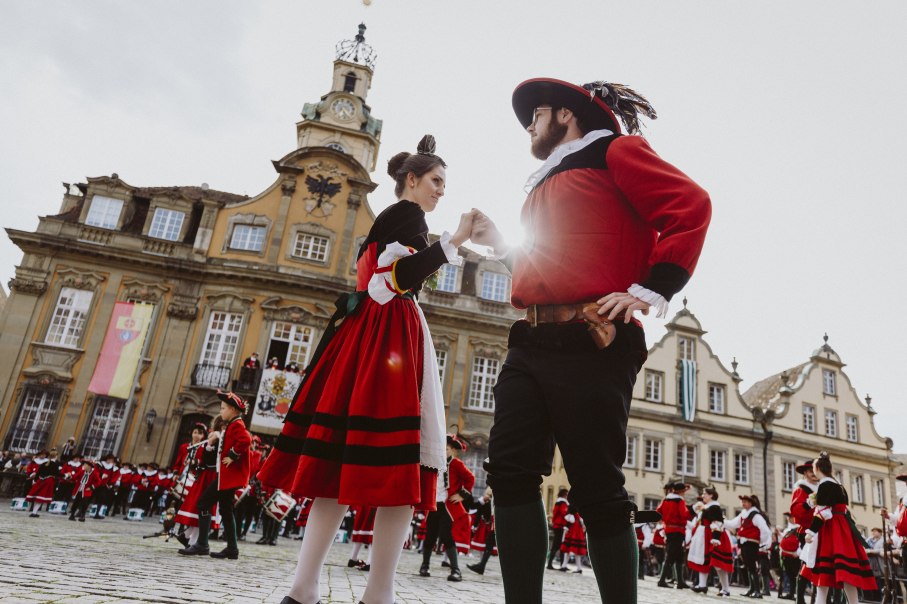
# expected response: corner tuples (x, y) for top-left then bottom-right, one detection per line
(689, 530), (733, 573)
(257, 295), (437, 510)
(351, 505), (377, 544)
(26, 477), (55, 503)
(175, 469), (220, 529)
(561, 522), (588, 556)
(800, 510), (876, 589)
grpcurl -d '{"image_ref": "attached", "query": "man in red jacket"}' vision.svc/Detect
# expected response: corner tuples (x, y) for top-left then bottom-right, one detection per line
(474, 78), (710, 604)
(69, 460), (103, 522)
(789, 460), (818, 604)
(656, 481), (693, 589)
(179, 390), (252, 560)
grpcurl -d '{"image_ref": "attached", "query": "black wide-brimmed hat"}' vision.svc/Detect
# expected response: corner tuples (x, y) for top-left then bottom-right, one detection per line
(897, 473), (907, 482)
(796, 461), (814, 474)
(512, 78), (657, 135)
(739, 494), (759, 506)
(664, 480), (689, 492)
(217, 390), (247, 413)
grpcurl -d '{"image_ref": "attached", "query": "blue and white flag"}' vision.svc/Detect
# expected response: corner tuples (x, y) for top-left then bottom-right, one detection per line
(680, 359), (697, 422)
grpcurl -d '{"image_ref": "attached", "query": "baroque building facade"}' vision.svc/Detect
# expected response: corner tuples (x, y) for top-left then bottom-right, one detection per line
(541, 302), (898, 533)
(0, 26), (519, 482)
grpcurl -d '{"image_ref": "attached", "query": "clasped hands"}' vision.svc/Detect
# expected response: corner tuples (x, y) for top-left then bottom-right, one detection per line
(451, 210), (651, 322)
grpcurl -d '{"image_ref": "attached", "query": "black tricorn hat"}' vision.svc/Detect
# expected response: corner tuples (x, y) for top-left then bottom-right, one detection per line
(446, 434), (467, 451)
(217, 390), (247, 413)
(739, 494), (758, 505)
(896, 473), (907, 482)
(796, 461), (814, 474)
(665, 480), (689, 491)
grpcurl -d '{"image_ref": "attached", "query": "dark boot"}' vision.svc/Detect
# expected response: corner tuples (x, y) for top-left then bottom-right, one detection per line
(211, 506), (239, 559)
(446, 547), (461, 581)
(795, 575), (808, 604)
(493, 498), (548, 604)
(420, 541), (432, 576)
(467, 548), (493, 575)
(586, 524), (638, 604)
(675, 562), (689, 588)
(179, 514), (211, 555)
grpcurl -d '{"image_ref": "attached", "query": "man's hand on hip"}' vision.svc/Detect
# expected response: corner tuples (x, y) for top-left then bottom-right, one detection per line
(596, 292), (651, 323)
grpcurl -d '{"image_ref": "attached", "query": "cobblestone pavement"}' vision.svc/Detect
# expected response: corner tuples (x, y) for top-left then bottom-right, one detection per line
(1, 505), (764, 603)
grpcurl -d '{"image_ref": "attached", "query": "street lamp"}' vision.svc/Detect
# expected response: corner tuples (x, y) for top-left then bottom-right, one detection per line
(145, 409), (157, 442)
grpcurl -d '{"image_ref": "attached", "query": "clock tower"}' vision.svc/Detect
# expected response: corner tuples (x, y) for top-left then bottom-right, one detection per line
(297, 23), (382, 173)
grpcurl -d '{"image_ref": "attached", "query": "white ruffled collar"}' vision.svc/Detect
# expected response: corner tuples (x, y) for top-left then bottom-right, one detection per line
(524, 129), (613, 191)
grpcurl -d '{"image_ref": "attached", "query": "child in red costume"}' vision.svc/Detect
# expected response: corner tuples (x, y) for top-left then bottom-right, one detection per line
(178, 391), (251, 560)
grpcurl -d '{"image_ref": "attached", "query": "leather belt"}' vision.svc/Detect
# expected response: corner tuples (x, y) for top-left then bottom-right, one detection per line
(525, 303), (618, 349)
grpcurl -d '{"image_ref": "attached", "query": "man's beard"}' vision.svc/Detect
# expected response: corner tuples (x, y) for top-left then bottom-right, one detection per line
(530, 119), (568, 160)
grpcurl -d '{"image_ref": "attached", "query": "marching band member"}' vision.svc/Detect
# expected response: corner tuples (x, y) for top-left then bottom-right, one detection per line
(725, 494), (772, 599)
(634, 520), (653, 581)
(349, 505), (377, 570)
(69, 459), (102, 522)
(559, 506), (587, 574)
(26, 449), (60, 517)
(656, 481), (693, 589)
(799, 452), (876, 604)
(91, 453), (119, 519)
(56, 453), (83, 503)
(467, 488), (497, 575)
(778, 513), (801, 600)
(176, 417), (220, 551)
(419, 435), (475, 582)
(547, 488), (570, 570)
(687, 486), (732, 596)
(178, 391), (251, 560)
(173, 422), (208, 472)
(111, 462), (135, 517)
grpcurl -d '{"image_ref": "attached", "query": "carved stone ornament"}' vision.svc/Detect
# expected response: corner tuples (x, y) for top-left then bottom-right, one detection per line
(207, 291), (255, 313)
(56, 267), (106, 292)
(8, 277), (48, 296)
(167, 302), (198, 321)
(121, 278), (170, 304)
(260, 296), (316, 324)
(23, 343), (83, 382)
(303, 161), (346, 218)
(468, 337), (508, 360)
(281, 178), (297, 197)
(432, 332), (458, 351)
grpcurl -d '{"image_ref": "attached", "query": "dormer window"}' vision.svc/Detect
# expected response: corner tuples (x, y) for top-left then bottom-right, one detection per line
(343, 71), (357, 93)
(85, 195), (123, 230)
(148, 208), (185, 241)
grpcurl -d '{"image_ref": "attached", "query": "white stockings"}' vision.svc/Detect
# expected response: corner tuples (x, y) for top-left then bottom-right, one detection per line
(288, 498), (349, 604)
(815, 584), (859, 604)
(287, 500), (413, 604)
(358, 505), (413, 604)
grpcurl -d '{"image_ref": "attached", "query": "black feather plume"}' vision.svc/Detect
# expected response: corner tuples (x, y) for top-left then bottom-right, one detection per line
(582, 81), (657, 135)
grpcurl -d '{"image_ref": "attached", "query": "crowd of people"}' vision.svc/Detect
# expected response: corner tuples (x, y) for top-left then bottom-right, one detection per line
(551, 453), (906, 603)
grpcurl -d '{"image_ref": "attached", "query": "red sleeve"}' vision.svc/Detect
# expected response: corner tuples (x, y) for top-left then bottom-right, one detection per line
(607, 135), (712, 300)
(173, 443), (189, 472)
(452, 458), (475, 495)
(224, 422), (252, 461)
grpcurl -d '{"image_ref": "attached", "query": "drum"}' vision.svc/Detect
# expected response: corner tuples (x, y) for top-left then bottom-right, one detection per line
(170, 472), (196, 501)
(263, 489), (296, 522)
(234, 485), (251, 505)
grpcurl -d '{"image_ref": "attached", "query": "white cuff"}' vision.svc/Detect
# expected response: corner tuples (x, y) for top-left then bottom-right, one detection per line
(439, 231), (463, 266)
(628, 284), (669, 318)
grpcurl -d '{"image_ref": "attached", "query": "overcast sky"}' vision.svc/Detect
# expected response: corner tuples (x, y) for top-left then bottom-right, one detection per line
(2, 1), (906, 452)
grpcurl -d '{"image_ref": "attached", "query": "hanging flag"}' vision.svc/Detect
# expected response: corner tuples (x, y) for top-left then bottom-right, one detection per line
(250, 368), (303, 432)
(680, 359), (697, 422)
(88, 302), (154, 399)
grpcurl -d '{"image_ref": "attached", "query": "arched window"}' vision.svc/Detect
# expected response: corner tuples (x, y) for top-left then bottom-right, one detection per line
(343, 72), (357, 93)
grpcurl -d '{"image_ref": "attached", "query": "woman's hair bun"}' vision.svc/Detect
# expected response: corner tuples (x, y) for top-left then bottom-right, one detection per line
(417, 134), (437, 155)
(818, 451), (829, 460)
(387, 151), (411, 179)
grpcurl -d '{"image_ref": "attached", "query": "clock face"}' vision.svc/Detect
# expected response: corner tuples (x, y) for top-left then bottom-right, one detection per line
(331, 98), (356, 121)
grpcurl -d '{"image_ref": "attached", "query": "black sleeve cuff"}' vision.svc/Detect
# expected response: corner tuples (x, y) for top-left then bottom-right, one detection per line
(809, 517), (823, 533)
(640, 262), (691, 301)
(227, 448), (241, 461)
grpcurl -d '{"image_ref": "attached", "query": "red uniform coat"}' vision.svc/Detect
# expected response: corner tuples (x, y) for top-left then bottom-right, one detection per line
(656, 494), (691, 534)
(95, 462), (118, 488)
(551, 498), (569, 530)
(71, 468), (103, 499)
(218, 417), (252, 491)
(351, 505), (377, 544)
(790, 480), (816, 536)
(896, 502), (907, 538)
(172, 442), (192, 472)
(780, 528), (800, 558)
(248, 448), (263, 479)
(511, 134), (711, 308)
(445, 456), (475, 554)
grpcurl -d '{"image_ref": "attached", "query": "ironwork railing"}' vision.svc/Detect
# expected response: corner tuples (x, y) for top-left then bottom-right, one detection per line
(191, 363), (232, 389)
(234, 367), (263, 393)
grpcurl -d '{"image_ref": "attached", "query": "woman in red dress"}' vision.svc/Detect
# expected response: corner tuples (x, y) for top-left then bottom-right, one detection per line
(259, 135), (474, 604)
(687, 486), (733, 596)
(26, 449), (60, 516)
(559, 507), (588, 573)
(175, 418), (221, 550)
(800, 452), (876, 603)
